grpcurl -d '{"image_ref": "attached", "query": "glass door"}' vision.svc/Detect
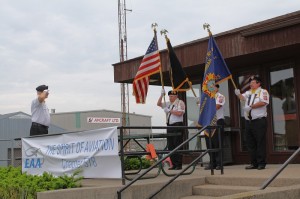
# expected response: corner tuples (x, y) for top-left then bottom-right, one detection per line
(270, 66), (298, 151)
(186, 82), (231, 149)
(237, 73), (256, 151)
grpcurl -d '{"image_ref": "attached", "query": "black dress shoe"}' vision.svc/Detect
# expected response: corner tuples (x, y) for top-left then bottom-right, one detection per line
(257, 165), (265, 170)
(204, 165), (216, 170)
(175, 166), (182, 170)
(245, 165), (258, 170)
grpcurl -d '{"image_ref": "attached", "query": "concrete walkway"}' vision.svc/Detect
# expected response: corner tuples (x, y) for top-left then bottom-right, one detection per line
(81, 164), (300, 186)
(38, 164), (300, 199)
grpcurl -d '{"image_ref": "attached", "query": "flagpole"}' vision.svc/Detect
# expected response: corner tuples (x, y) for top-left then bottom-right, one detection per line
(160, 29), (170, 91)
(203, 23), (237, 90)
(152, 23), (166, 103)
(189, 82), (197, 97)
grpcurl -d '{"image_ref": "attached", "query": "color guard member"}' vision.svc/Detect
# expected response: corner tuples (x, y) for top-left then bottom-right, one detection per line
(235, 76), (269, 170)
(204, 84), (225, 170)
(157, 89), (185, 170)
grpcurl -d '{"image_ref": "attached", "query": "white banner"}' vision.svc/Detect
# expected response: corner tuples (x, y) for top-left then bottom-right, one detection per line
(22, 126), (121, 178)
(87, 117), (120, 124)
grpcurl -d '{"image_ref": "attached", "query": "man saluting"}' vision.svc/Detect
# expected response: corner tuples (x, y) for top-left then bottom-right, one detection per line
(30, 85), (50, 136)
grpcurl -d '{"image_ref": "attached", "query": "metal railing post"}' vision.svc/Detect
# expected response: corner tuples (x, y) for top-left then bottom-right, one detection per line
(119, 127), (126, 186)
(208, 130), (214, 175)
(218, 125), (224, 174)
(11, 139), (14, 166)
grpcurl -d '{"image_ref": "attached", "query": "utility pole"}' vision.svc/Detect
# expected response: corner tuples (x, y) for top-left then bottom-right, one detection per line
(118, 0), (130, 149)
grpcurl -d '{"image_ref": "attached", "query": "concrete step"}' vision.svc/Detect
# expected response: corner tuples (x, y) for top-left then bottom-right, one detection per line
(180, 176), (298, 199)
(192, 184), (258, 197)
(181, 195), (219, 199)
(205, 176), (300, 187)
(205, 176), (265, 187)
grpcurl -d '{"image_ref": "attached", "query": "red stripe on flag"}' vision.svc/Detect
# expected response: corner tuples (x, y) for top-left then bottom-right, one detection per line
(138, 57), (160, 71)
(141, 53), (160, 63)
(135, 57), (161, 80)
(133, 77), (149, 103)
(133, 36), (161, 104)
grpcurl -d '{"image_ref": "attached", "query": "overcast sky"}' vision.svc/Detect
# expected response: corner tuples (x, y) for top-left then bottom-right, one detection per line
(0, 0), (299, 127)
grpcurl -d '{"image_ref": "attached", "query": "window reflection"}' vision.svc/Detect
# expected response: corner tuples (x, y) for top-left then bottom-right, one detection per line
(186, 83), (230, 126)
(186, 82), (231, 150)
(186, 84), (201, 127)
(186, 84), (201, 151)
(218, 82), (230, 127)
(238, 74), (254, 151)
(270, 67), (298, 151)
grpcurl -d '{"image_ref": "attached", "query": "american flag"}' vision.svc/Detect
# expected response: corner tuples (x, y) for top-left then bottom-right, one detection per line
(133, 35), (161, 103)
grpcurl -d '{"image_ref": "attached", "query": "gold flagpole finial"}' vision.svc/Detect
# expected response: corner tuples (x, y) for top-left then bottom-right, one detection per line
(160, 29), (169, 40)
(203, 23), (212, 36)
(151, 23), (158, 32)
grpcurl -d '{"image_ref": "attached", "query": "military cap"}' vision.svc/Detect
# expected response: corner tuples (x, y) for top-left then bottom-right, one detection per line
(168, 90), (178, 96)
(249, 76), (262, 83)
(36, 85), (49, 92)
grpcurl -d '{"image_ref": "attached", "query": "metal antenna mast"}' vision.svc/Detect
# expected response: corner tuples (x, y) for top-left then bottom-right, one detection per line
(118, 0), (130, 142)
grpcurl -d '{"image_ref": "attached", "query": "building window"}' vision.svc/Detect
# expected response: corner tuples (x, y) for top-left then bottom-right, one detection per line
(238, 74), (254, 152)
(186, 84), (201, 150)
(270, 65), (298, 151)
(186, 83), (231, 126)
(186, 84), (201, 127)
(186, 82), (230, 149)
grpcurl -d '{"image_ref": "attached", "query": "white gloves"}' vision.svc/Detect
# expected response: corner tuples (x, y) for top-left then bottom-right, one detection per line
(163, 107), (170, 113)
(161, 88), (165, 97)
(195, 97), (200, 105)
(243, 105), (252, 112)
(234, 89), (241, 96)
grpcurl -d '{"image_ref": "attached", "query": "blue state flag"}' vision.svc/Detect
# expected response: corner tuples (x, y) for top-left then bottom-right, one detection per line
(198, 35), (232, 136)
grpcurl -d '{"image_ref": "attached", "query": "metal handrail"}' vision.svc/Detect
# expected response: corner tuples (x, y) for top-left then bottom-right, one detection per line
(148, 126), (223, 198)
(148, 150), (210, 199)
(118, 126), (209, 185)
(260, 147), (300, 190)
(117, 125), (222, 199)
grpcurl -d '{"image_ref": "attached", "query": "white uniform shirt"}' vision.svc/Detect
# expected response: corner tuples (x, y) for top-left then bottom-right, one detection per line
(215, 92), (225, 120)
(242, 87), (269, 120)
(31, 98), (51, 126)
(162, 98), (185, 124)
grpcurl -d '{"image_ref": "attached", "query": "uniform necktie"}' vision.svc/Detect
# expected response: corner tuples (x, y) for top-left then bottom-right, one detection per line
(167, 105), (174, 125)
(248, 94), (257, 120)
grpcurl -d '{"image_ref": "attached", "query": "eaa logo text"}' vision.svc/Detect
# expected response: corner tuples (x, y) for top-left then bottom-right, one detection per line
(24, 158), (43, 168)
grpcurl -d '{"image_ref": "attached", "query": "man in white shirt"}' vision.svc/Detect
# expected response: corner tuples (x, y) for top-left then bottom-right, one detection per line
(157, 89), (185, 170)
(30, 85), (50, 136)
(235, 76), (269, 170)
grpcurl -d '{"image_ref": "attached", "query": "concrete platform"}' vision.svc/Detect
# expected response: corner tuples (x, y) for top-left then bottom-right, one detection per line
(37, 164), (300, 199)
